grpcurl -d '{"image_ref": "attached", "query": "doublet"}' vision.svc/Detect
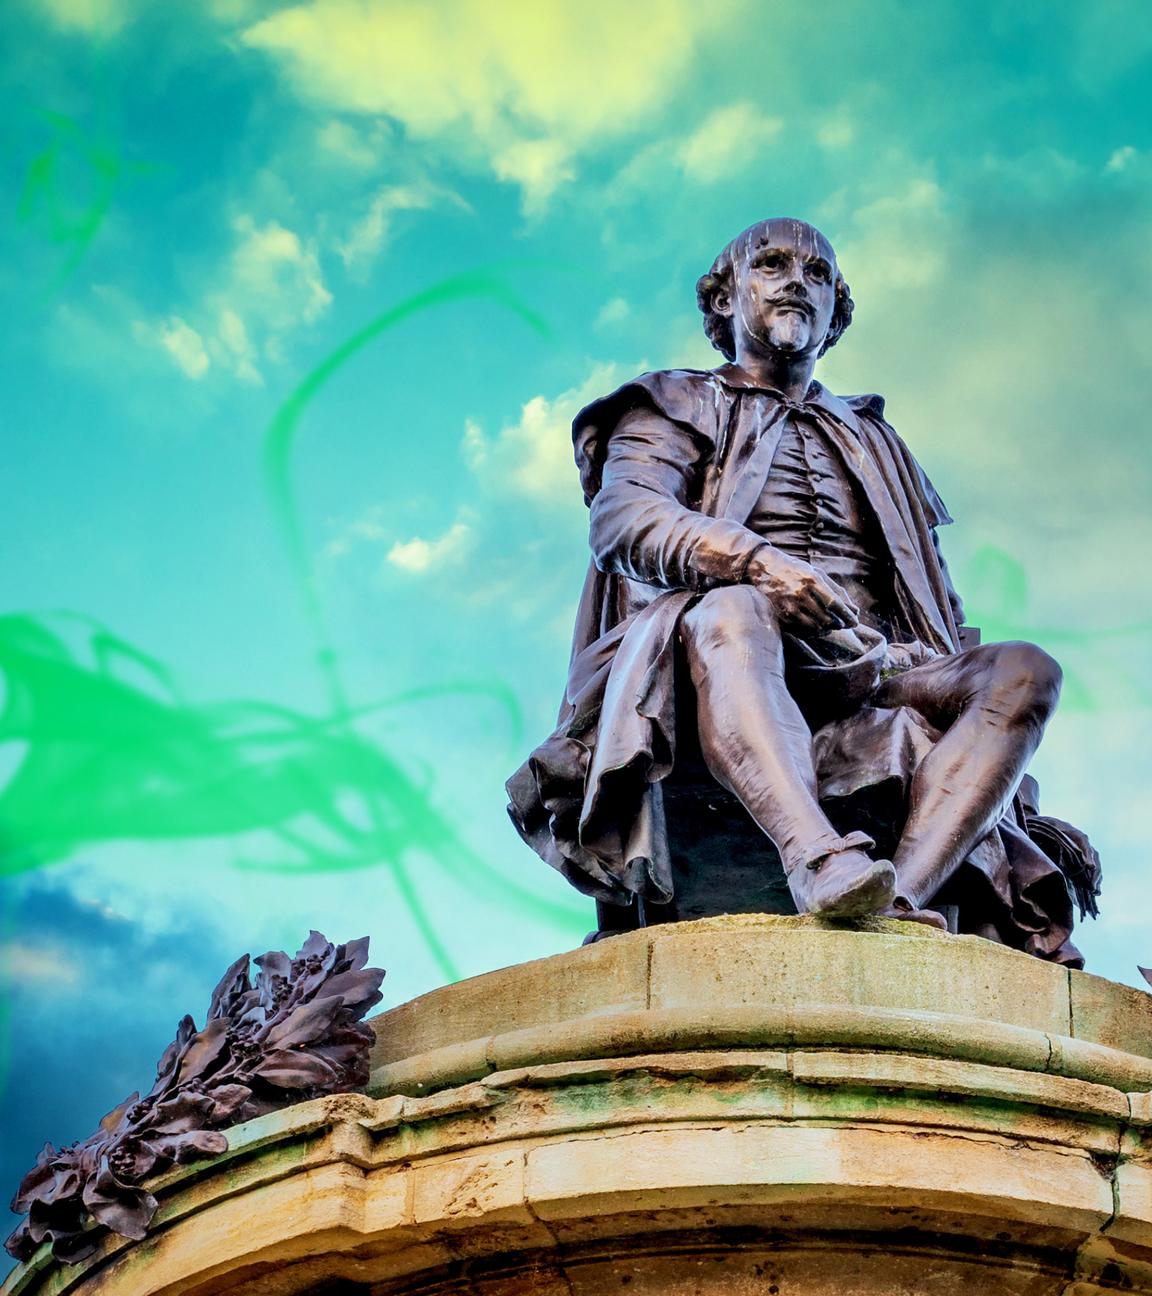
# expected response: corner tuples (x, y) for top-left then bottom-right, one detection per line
(746, 412), (892, 633)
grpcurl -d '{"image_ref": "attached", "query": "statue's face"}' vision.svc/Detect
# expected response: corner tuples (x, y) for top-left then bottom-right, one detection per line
(720, 220), (839, 359)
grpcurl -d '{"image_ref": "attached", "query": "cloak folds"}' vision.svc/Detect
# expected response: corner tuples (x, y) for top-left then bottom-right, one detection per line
(507, 365), (1084, 965)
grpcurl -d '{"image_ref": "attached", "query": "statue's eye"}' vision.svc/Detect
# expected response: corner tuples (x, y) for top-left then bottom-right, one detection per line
(807, 261), (831, 281)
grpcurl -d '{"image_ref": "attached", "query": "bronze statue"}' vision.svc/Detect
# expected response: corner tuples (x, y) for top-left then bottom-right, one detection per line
(509, 218), (1099, 963)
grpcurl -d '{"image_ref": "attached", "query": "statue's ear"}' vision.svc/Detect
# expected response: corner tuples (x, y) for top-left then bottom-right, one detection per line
(712, 286), (733, 318)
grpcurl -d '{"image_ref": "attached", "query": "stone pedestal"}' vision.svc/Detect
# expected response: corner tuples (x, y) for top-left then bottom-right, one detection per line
(9, 916), (1152, 1294)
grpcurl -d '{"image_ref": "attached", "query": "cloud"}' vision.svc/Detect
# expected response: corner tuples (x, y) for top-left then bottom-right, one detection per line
(322, 506), (478, 575)
(30, 0), (133, 33)
(386, 520), (471, 574)
(827, 177), (950, 298)
(323, 504), (391, 558)
(132, 214), (332, 385)
(240, 0), (738, 209)
(1106, 145), (1139, 173)
(229, 214), (331, 326)
(141, 315), (211, 380)
(336, 182), (469, 272)
(674, 102), (782, 183)
(314, 118), (393, 170)
(215, 306), (262, 384)
(463, 361), (630, 503)
(817, 114), (857, 151)
(492, 139), (575, 218)
(596, 297), (630, 327)
(1, 940), (79, 988)
(816, 152), (1152, 638)
(609, 101), (781, 198)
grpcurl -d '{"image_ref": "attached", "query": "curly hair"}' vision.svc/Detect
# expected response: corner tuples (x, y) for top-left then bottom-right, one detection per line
(696, 220), (855, 361)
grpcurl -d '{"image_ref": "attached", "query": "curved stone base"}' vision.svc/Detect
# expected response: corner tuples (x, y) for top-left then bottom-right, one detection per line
(7, 917), (1152, 1295)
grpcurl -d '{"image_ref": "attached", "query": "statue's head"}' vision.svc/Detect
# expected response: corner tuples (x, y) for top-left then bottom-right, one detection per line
(696, 218), (854, 364)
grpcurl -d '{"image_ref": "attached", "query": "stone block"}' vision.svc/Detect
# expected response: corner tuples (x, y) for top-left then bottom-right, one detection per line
(648, 921), (1072, 1035)
(360, 1164), (412, 1234)
(412, 1149), (529, 1226)
(1106, 1159), (1152, 1246)
(371, 930), (649, 1067)
(1071, 967), (1152, 1058)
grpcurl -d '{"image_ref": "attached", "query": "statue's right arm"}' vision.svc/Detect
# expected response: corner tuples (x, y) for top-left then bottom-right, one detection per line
(588, 406), (860, 631)
(587, 407), (767, 590)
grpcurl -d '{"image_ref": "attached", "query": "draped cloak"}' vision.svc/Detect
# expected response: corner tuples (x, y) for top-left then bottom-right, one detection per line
(507, 365), (1083, 965)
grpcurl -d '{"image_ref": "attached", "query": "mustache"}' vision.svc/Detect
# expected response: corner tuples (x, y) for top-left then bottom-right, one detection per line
(768, 293), (814, 318)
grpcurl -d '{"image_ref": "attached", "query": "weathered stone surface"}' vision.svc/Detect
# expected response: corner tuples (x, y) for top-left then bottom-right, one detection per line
(368, 917), (1152, 1100)
(648, 920), (1072, 1033)
(371, 932), (649, 1068)
(791, 1049), (1130, 1119)
(1073, 967), (1152, 1056)
(523, 1122), (1113, 1231)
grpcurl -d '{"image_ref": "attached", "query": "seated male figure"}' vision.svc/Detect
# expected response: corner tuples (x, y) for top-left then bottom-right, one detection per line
(509, 218), (1092, 956)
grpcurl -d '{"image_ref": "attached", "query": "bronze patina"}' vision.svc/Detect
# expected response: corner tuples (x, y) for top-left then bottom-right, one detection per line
(509, 218), (1100, 962)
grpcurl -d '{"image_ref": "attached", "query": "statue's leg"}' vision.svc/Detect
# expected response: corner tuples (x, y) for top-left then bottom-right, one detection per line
(680, 586), (896, 916)
(874, 640), (1062, 911)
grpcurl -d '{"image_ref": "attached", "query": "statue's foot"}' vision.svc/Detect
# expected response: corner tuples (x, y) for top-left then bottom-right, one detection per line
(801, 848), (897, 917)
(879, 901), (949, 931)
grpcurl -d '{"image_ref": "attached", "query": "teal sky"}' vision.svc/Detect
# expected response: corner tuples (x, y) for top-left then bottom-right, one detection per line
(2, 0), (1152, 1243)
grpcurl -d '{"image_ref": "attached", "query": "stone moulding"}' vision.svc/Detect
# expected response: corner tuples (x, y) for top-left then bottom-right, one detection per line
(7, 915), (1152, 1295)
(370, 1002), (1152, 1098)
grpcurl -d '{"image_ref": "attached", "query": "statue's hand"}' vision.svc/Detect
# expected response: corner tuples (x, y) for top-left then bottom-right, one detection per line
(883, 641), (939, 674)
(745, 546), (859, 633)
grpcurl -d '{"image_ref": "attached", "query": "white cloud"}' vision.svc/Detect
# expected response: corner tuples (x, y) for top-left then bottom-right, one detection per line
(1, 940), (79, 987)
(31, 0), (133, 33)
(596, 297), (630, 327)
(386, 520), (471, 574)
(240, 0), (738, 210)
(464, 361), (631, 503)
(314, 119), (392, 170)
(322, 504), (398, 559)
(1106, 145), (1138, 172)
(492, 139), (575, 217)
(134, 214), (332, 386)
(337, 182), (469, 272)
(215, 307), (262, 384)
(817, 157), (1152, 626)
(610, 101), (780, 198)
(817, 114), (856, 151)
(229, 214), (331, 325)
(826, 178), (949, 299)
(674, 102), (782, 183)
(144, 315), (211, 380)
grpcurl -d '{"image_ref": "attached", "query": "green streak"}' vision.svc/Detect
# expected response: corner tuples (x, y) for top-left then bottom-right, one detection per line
(961, 545), (1152, 710)
(17, 100), (163, 298)
(0, 612), (583, 936)
(262, 267), (552, 716)
(253, 268), (582, 974)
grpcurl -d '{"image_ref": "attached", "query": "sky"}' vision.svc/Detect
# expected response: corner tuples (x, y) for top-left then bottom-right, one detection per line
(2, 0), (1152, 1258)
